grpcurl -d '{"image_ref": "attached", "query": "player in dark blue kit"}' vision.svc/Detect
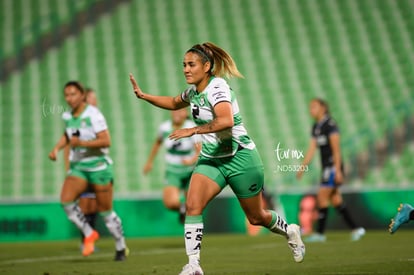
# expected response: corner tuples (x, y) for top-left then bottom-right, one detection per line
(297, 98), (365, 242)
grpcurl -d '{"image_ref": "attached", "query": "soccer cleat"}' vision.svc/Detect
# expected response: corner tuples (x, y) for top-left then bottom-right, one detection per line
(287, 224), (305, 263)
(82, 230), (99, 256)
(304, 233), (326, 243)
(178, 263), (204, 275)
(114, 247), (129, 261)
(389, 203), (414, 234)
(351, 227), (366, 241)
(79, 243), (99, 253)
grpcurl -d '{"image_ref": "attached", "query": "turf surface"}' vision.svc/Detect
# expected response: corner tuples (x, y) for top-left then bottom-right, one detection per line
(0, 230), (413, 274)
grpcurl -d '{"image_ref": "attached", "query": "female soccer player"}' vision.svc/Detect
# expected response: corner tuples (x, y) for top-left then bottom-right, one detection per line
(129, 42), (305, 275)
(64, 88), (99, 242)
(144, 108), (201, 223)
(49, 81), (127, 260)
(297, 98), (365, 242)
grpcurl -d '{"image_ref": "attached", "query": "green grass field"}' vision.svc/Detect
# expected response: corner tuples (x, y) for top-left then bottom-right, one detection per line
(0, 230), (413, 275)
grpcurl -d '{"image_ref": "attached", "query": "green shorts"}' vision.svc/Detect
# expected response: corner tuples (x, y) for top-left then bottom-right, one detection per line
(165, 170), (193, 190)
(68, 162), (114, 185)
(193, 147), (264, 198)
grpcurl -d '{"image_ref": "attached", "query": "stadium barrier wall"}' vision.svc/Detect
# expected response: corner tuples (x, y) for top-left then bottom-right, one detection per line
(1, 190), (413, 242)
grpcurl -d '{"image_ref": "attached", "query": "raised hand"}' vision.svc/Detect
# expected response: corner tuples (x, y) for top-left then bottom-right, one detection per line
(129, 73), (145, 99)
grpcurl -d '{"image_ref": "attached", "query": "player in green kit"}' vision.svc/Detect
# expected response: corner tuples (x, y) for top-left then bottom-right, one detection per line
(144, 108), (201, 223)
(129, 42), (305, 275)
(64, 88), (100, 247)
(49, 81), (128, 261)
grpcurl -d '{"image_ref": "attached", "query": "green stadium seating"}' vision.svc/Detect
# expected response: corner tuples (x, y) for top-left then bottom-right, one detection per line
(1, 0), (414, 200)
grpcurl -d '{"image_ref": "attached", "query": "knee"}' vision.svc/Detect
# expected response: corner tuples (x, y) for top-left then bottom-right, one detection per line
(317, 197), (330, 208)
(331, 197), (343, 207)
(185, 199), (204, 216)
(60, 193), (73, 204)
(95, 198), (111, 213)
(163, 199), (179, 210)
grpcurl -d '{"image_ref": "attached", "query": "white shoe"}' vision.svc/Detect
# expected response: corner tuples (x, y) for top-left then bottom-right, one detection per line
(178, 263), (204, 275)
(287, 224), (306, 263)
(351, 227), (366, 241)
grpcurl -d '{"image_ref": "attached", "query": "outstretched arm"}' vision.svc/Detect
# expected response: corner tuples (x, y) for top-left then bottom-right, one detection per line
(130, 73), (189, 110)
(143, 138), (162, 174)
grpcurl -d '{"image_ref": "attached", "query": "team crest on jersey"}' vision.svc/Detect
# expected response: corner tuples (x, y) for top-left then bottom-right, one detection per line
(199, 97), (205, 106)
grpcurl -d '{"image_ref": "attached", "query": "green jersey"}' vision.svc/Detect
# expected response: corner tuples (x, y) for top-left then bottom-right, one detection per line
(62, 105), (112, 171)
(181, 77), (255, 158)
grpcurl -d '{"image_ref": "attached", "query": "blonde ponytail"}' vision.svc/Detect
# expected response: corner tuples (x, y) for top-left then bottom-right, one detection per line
(187, 42), (244, 79)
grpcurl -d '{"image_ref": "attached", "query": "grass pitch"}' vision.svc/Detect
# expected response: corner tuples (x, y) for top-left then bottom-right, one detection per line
(0, 230), (413, 274)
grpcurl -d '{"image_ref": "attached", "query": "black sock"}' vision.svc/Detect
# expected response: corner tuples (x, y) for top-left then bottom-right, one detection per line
(81, 213), (97, 241)
(316, 207), (328, 234)
(336, 204), (357, 229)
(85, 213), (97, 229)
(410, 210), (414, 220)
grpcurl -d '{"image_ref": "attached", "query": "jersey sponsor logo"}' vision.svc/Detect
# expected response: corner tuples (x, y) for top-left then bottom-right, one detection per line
(316, 135), (327, 146)
(172, 141), (182, 150)
(212, 91), (226, 101)
(192, 105), (200, 119)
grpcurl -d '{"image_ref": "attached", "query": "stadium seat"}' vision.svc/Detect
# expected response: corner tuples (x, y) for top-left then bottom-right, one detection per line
(1, 0), (414, 199)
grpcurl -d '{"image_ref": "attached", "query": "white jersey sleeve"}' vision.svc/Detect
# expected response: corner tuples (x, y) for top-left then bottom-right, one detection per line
(206, 78), (231, 107)
(91, 109), (108, 133)
(157, 121), (170, 141)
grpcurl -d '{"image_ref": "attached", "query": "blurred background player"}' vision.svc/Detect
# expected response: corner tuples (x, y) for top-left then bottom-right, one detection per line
(49, 81), (127, 260)
(143, 109), (201, 223)
(297, 98), (365, 242)
(389, 203), (414, 234)
(64, 88), (99, 244)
